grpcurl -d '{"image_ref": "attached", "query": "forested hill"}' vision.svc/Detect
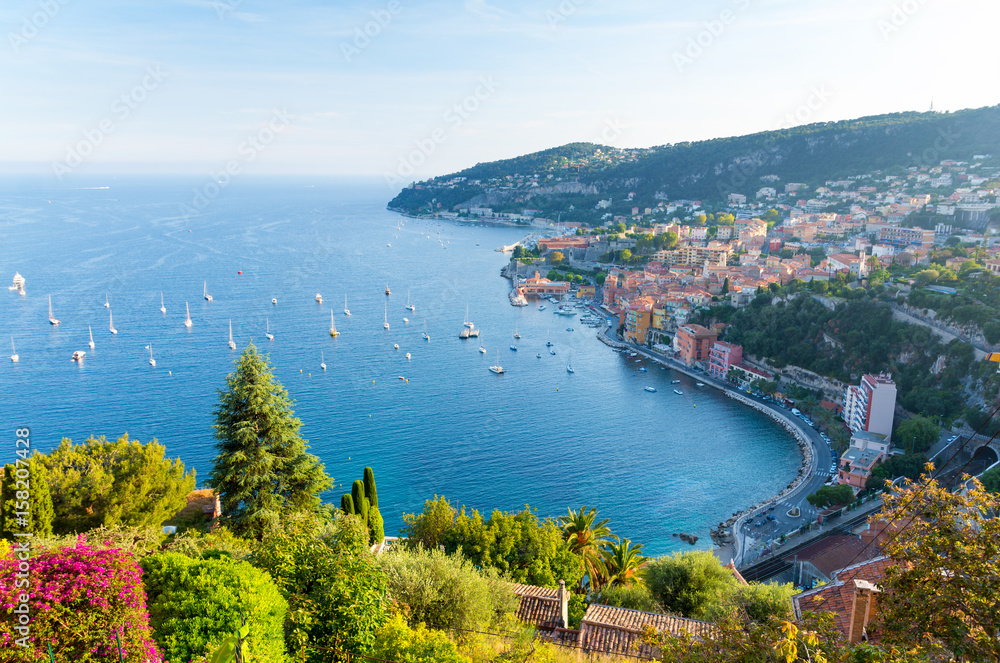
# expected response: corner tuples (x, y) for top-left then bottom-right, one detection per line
(388, 105), (1000, 217)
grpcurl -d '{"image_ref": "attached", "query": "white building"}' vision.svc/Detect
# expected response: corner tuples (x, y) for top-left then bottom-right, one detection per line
(843, 373), (897, 439)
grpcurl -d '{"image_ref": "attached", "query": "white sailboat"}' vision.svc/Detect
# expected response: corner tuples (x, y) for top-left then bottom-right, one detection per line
(344, 294), (351, 316)
(265, 318), (274, 341)
(320, 350), (326, 370)
(329, 310), (340, 337)
(109, 308), (117, 334)
(383, 303), (390, 330)
(204, 281), (213, 302)
(48, 295), (60, 325)
(514, 322), (521, 339)
(422, 320), (429, 341)
(10, 337), (19, 363)
(463, 305), (474, 329)
(104, 293), (110, 308)
(489, 350), (504, 374)
(405, 289), (415, 312)
(228, 320), (236, 350)
(479, 335), (486, 354)
(88, 326), (95, 349)
(184, 302), (193, 328)
(148, 343), (156, 367)
(160, 292), (166, 314)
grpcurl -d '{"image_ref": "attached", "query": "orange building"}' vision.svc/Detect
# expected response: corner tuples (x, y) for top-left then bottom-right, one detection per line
(675, 324), (718, 366)
(517, 271), (570, 298)
(625, 301), (653, 344)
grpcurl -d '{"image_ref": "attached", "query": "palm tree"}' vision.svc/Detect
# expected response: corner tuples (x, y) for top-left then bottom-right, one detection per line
(560, 505), (613, 591)
(603, 537), (646, 588)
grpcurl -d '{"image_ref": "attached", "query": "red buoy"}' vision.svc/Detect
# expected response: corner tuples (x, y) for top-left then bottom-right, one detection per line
(238, 271), (243, 274)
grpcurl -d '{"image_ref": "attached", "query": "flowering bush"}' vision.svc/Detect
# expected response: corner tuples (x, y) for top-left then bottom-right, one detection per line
(0, 540), (162, 662)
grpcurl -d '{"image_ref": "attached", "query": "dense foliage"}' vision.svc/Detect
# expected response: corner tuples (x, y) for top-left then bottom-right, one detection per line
(0, 457), (53, 539)
(249, 512), (387, 660)
(0, 542), (161, 662)
(141, 552), (288, 663)
(341, 466), (385, 545)
(210, 343), (332, 539)
(806, 484), (855, 509)
(370, 614), (470, 663)
(379, 546), (517, 631)
(38, 435), (194, 534)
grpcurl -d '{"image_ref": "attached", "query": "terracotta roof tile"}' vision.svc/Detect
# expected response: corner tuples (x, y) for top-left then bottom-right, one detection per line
(511, 584), (562, 629)
(792, 556), (895, 638)
(579, 604), (715, 660)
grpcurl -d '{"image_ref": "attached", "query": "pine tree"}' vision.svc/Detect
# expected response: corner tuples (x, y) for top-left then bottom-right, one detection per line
(1, 457), (54, 538)
(210, 343), (332, 539)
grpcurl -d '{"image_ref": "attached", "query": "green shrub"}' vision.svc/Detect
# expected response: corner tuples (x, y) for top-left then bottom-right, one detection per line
(596, 584), (662, 613)
(141, 552), (288, 663)
(1, 457), (54, 539)
(644, 550), (736, 620)
(370, 614), (470, 663)
(250, 512), (387, 661)
(379, 546), (516, 631)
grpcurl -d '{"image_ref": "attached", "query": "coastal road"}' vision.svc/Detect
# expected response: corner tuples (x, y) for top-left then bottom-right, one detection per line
(608, 332), (834, 565)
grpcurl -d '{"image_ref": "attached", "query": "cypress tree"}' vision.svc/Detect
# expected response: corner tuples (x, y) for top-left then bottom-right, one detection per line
(1, 457), (54, 538)
(209, 342), (332, 539)
(341, 494), (354, 515)
(368, 506), (385, 545)
(352, 480), (369, 525)
(363, 466), (378, 508)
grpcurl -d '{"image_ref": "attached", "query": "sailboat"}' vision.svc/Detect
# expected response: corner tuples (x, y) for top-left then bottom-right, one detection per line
(405, 289), (415, 312)
(88, 326), (95, 349)
(48, 295), (60, 325)
(228, 320), (236, 350)
(148, 343), (156, 367)
(463, 305), (474, 329)
(479, 334), (486, 354)
(104, 293), (110, 308)
(184, 302), (193, 328)
(514, 322), (521, 340)
(265, 318), (274, 341)
(329, 310), (340, 337)
(489, 350), (504, 374)
(10, 337), (19, 363)
(320, 350), (327, 370)
(383, 303), (390, 330)
(109, 309), (117, 334)
(160, 292), (166, 314)
(510, 332), (517, 351)
(344, 294), (351, 316)
(204, 281), (213, 302)
(422, 320), (429, 341)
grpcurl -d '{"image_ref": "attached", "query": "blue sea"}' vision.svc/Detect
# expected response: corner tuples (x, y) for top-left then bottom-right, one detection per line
(0, 175), (799, 555)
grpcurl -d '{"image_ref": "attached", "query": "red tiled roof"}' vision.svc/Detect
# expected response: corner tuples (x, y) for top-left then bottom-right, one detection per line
(783, 535), (878, 578)
(512, 584), (562, 629)
(579, 604), (715, 660)
(792, 556), (895, 638)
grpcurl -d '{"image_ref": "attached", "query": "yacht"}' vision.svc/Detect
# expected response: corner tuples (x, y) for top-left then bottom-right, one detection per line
(460, 328), (470, 339)
(549, 349), (556, 355)
(696, 382), (705, 387)
(147, 344), (155, 367)
(73, 350), (86, 362)
(385, 283), (391, 296)
(405, 352), (411, 360)
(403, 317), (409, 324)
(10, 337), (18, 363)
(316, 293), (323, 304)
(329, 310), (340, 337)
(265, 318), (274, 341)
(644, 387), (657, 393)
(271, 298), (277, 305)
(405, 289), (415, 312)
(228, 320), (236, 350)
(88, 326), (95, 349)
(489, 350), (504, 374)
(566, 365), (574, 373)
(48, 295), (60, 325)
(536, 353), (542, 359)
(109, 309), (117, 335)
(184, 302), (193, 328)
(10, 272), (26, 294)
(204, 281), (213, 302)
(538, 305), (545, 311)
(673, 389), (683, 395)
(160, 292), (166, 314)
(320, 350), (326, 370)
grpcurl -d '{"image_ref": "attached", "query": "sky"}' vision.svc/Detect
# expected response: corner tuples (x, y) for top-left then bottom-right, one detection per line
(2, 0), (999, 187)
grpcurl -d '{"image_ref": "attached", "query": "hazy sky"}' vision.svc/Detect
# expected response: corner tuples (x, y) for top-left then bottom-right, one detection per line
(2, 0), (999, 185)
